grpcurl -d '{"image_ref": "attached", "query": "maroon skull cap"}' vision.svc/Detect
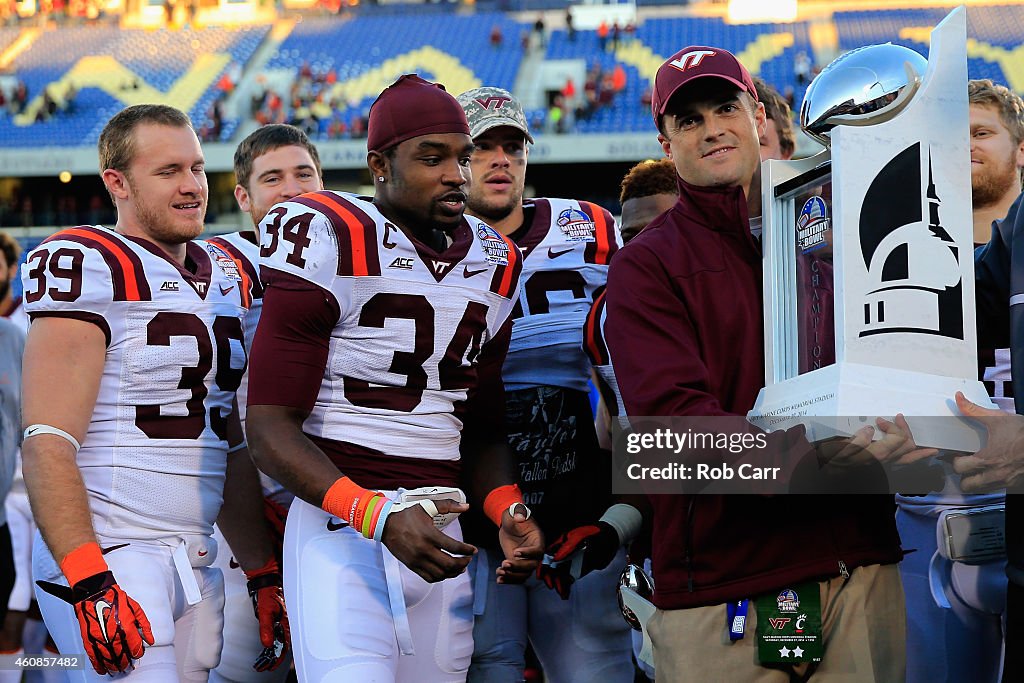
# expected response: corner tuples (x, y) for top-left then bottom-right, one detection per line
(652, 46), (759, 122)
(367, 74), (471, 152)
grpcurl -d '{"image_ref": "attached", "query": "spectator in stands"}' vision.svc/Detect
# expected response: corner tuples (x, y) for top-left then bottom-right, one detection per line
(640, 85), (653, 112)
(597, 19), (608, 52)
(327, 115), (346, 140)
(547, 97), (564, 134)
(795, 50), (812, 86)
(565, 8), (575, 42)
(490, 23), (503, 49)
(612, 64), (626, 94)
(533, 14), (546, 49)
(783, 85), (795, 110)
(11, 80), (26, 116)
(753, 76), (796, 161)
(624, 21), (636, 43)
(611, 21), (621, 52)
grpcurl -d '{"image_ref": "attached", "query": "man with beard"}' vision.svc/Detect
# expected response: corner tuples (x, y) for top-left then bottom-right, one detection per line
(20, 104), (285, 680)
(453, 86), (630, 683)
(970, 79), (1024, 245)
(208, 124), (324, 683)
(245, 75), (543, 682)
(902, 80), (1024, 683)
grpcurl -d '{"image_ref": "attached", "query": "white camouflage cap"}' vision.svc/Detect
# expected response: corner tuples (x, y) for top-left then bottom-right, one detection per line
(456, 86), (535, 144)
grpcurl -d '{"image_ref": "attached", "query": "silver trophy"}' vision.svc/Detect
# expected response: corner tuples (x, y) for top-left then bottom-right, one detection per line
(748, 6), (995, 450)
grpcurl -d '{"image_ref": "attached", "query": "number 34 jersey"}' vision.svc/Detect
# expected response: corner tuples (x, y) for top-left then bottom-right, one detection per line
(256, 191), (522, 464)
(22, 226), (249, 541)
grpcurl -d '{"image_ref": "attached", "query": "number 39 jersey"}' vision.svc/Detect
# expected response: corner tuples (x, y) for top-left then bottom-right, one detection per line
(505, 198), (620, 392)
(257, 191), (522, 464)
(21, 226), (249, 541)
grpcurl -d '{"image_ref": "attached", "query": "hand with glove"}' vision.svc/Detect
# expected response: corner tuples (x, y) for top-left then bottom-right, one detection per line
(245, 557), (290, 672)
(537, 503), (645, 599)
(36, 543), (154, 675)
(538, 522), (620, 599)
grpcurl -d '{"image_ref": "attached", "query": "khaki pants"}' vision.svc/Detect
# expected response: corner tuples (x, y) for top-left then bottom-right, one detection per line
(648, 563), (905, 682)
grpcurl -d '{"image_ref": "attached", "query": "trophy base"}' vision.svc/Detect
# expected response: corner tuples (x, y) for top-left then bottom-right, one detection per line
(748, 362), (995, 452)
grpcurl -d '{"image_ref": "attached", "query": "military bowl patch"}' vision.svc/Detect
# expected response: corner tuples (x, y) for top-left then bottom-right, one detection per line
(476, 223), (510, 266)
(556, 208), (596, 242)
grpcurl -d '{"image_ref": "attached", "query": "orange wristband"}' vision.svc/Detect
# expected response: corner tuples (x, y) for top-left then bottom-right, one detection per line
(243, 557), (280, 581)
(60, 542), (109, 587)
(483, 484), (524, 527)
(322, 476), (390, 539)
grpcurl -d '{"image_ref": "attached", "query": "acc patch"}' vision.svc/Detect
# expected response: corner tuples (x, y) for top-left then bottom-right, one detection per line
(476, 223), (510, 266)
(556, 208), (596, 242)
(796, 196), (829, 254)
(206, 244), (244, 282)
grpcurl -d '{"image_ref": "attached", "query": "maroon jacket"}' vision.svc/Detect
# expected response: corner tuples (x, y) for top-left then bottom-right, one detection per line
(604, 177), (901, 609)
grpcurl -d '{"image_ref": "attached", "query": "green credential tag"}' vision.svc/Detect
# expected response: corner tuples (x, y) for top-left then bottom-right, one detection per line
(755, 581), (823, 663)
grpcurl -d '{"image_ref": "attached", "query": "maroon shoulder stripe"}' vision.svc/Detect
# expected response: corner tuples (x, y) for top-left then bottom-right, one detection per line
(44, 227), (151, 301)
(580, 203), (618, 265)
(294, 192), (381, 277)
(584, 286), (609, 366)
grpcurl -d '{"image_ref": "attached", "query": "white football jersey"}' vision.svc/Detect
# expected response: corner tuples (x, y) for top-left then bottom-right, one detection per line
(206, 231), (262, 423)
(206, 230), (292, 505)
(504, 198), (621, 392)
(22, 226), (249, 541)
(257, 191), (522, 463)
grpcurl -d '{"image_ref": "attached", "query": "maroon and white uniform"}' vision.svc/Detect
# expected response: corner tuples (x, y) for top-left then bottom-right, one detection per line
(23, 226), (249, 682)
(248, 191), (521, 682)
(205, 230), (293, 683)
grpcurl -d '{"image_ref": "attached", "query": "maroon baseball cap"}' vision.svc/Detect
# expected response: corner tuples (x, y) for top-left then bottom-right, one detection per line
(651, 46), (759, 122)
(367, 74), (471, 152)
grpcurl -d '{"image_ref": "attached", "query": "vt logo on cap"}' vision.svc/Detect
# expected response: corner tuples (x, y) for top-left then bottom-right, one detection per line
(669, 50), (717, 72)
(475, 95), (513, 110)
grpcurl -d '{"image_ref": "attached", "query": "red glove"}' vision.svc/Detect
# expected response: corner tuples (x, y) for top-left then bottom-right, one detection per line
(245, 558), (289, 672)
(37, 571), (155, 675)
(537, 522), (619, 600)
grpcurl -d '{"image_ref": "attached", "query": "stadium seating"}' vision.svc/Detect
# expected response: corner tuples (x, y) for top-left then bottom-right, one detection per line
(0, 25), (268, 148)
(0, 4), (1018, 148)
(544, 16), (811, 133)
(834, 5), (1024, 88)
(265, 12), (527, 136)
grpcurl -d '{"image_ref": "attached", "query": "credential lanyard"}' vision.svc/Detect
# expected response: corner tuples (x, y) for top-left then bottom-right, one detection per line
(727, 598), (749, 640)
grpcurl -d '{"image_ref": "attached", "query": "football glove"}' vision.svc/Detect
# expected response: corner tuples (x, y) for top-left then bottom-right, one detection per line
(537, 522), (619, 600)
(245, 558), (289, 672)
(37, 571), (154, 675)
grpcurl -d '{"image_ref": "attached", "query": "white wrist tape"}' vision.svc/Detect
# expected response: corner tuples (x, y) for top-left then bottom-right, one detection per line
(600, 504), (644, 545)
(23, 424), (82, 452)
(509, 502), (532, 520)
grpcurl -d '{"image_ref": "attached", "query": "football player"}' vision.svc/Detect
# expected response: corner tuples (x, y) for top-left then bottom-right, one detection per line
(21, 104), (285, 681)
(208, 124), (324, 683)
(245, 75), (543, 682)
(455, 87), (631, 683)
